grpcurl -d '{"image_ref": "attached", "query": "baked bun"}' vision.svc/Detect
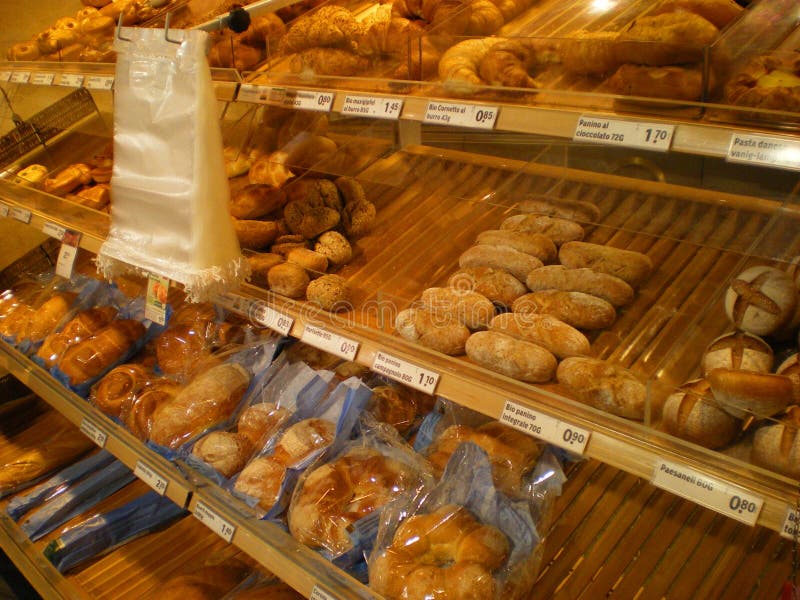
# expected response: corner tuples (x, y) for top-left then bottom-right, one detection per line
(707, 368), (793, 420)
(557, 357), (646, 420)
(368, 385), (432, 434)
(233, 219), (281, 250)
(448, 267), (527, 309)
(725, 53), (800, 113)
(155, 324), (211, 379)
(512, 290), (616, 330)
(306, 274), (351, 311)
(236, 402), (291, 447)
(489, 312), (590, 359)
(230, 184), (287, 220)
(752, 407), (800, 478)
(123, 379), (182, 440)
(516, 196), (600, 223)
(701, 331), (773, 376)
(525, 265), (634, 307)
(25, 291), (77, 342)
(558, 241), (653, 288)
(16, 164), (48, 185)
(267, 262), (310, 298)
(58, 319), (146, 386)
(420, 287), (495, 330)
(725, 266), (797, 336)
(395, 308), (470, 356)
(192, 431), (254, 478)
(776, 354), (800, 402)
(662, 378), (740, 449)
(314, 231), (352, 266)
(273, 418), (336, 466)
(91, 363), (151, 418)
(465, 331), (557, 383)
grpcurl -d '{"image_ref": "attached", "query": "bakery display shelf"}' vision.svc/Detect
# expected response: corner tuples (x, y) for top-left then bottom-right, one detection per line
(0, 341), (192, 509)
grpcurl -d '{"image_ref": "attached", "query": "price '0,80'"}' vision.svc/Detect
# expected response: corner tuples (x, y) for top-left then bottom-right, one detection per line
(729, 495), (758, 515)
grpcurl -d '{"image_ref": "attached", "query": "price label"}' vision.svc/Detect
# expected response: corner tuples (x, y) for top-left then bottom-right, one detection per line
(56, 230), (81, 279)
(781, 507), (800, 540)
(59, 73), (84, 88)
(310, 586), (337, 600)
(573, 116), (675, 152)
(134, 461), (169, 496)
(424, 101), (498, 130)
(85, 75), (114, 90)
(9, 71), (31, 84)
(30, 72), (55, 86)
(342, 95), (403, 120)
(10, 207), (31, 224)
(194, 500), (236, 542)
(301, 324), (359, 361)
(253, 303), (294, 336)
(500, 400), (590, 455)
(144, 273), (169, 326)
(371, 351), (439, 394)
(727, 133), (800, 171)
(0, 204), (9, 218)
(42, 221), (66, 240)
(283, 89), (334, 112)
(80, 419), (108, 448)
(652, 460), (764, 525)
(237, 83), (272, 104)
(0, 71), (11, 82)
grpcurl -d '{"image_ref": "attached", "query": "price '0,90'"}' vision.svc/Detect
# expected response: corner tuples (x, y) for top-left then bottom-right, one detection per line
(562, 427), (586, 447)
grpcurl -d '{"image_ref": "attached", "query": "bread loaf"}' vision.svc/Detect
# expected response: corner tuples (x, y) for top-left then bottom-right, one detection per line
(752, 408), (800, 478)
(395, 308), (470, 356)
(500, 214), (584, 245)
(475, 230), (557, 263)
(25, 292), (77, 342)
(651, 0), (742, 28)
(724, 266), (797, 336)
(36, 306), (117, 368)
(525, 265), (634, 307)
(447, 267), (526, 309)
(707, 368), (793, 420)
(516, 196), (600, 223)
(556, 357), (646, 419)
(420, 287), (495, 330)
(558, 242), (653, 288)
(149, 363), (251, 448)
(459, 244), (543, 282)
(512, 290), (616, 330)
(465, 330), (557, 383)
(701, 331), (773, 376)
(58, 319), (146, 386)
(489, 312), (589, 359)
(662, 378), (740, 449)
(192, 431), (254, 478)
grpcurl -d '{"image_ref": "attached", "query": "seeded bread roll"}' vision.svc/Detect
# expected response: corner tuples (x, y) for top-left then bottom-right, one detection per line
(448, 268), (527, 309)
(516, 196), (600, 223)
(701, 331), (773, 376)
(556, 357), (646, 420)
(395, 308), (470, 356)
(459, 245), (543, 282)
(500, 214), (584, 246)
(489, 312), (589, 359)
(558, 242), (653, 288)
(306, 274), (351, 311)
(752, 408), (800, 477)
(512, 290), (616, 330)
(707, 368), (793, 420)
(314, 231), (352, 266)
(525, 265), (634, 307)
(420, 287), (495, 330)
(724, 266), (797, 336)
(662, 378), (740, 449)
(475, 230), (557, 263)
(465, 331), (557, 383)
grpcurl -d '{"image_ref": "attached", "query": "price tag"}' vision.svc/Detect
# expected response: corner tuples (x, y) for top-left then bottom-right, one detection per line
(283, 89), (334, 112)
(301, 324), (359, 361)
(253, 303), (294, 336)
(500, 400), (590, 455)
(194, 500), (236, 543)
(55, 230), (81, 279)
(424, 101), (498, 129)
(652, 460), (763, 525)
(727, 133), (800, 171)
(0, 204), (9, 218)
(80, 419), (108, 448)
(310, 586), (337, 600)
(42, 221), (66, 240)
(342, 95), (403, 120)
(144, 273), (169, 326)
(0, 71), (11, 82)
(9, 71), (31, 84)
(214, 293), (254, 316)
(371, 351), (439, 394)
(573, 116), (675, 152)
(781, 507), (800, 540)
(85, 75), (114, 90)
(134, 460), (169, 496)
(30, 72), (55, 86)
(237, 83), (271, 104)
(10, 207), (31, 224)
(59, 73), (84, 88)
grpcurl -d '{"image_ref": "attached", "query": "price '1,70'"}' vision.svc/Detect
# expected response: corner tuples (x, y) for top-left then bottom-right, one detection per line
(644, 128), (670, 144)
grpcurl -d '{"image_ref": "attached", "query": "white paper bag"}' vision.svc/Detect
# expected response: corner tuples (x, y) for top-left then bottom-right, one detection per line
(97, 27), (248, 301)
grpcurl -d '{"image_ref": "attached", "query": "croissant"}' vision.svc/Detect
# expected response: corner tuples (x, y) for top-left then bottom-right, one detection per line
(392, 0), (471, 34)
(651, 0), (742, 28)
(478, 39), (554, 88)
(439, 37), (500, 86)
(465, 0), (504, 35)
(58, 319), (146, 386)
(488, 0), (534, 21)
(36, 306), (117, 368)
(617, 12), (719, 66)
(353, 17), (419, 57)
(289, 47), (371, 76)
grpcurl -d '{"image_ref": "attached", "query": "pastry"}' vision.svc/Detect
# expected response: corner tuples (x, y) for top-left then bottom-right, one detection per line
(36, 306), (117, 368)
(561, 31), (621, 76)
(607, 64), (705, 102)
(6, 41), (40, 61)
(72, 184), (111, 211)
(16, 164), (48, 185)
(25, 291), (77, 342)
(229, 185), (287, 220)
(43, 164), (92, 196)
(651, 0), (742, 29)
(58, 319), (146, 386)
(290, 48), (370, 76)
(233, 219), (282, 250)
(617, 13), (719, 66)
(478, 38), (554, 88)
(725, 53), (800, 114)
(91, 363), (151, 418)
(237, 402), (291, 448)
(123, 379), (182, 441)
(248, 152), (295, 188)
(278, 5), (361, 54)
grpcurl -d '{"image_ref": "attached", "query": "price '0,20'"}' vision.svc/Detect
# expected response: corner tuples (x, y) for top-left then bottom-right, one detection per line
(729, 495), (757, 515)
(562, 427), (586, 446)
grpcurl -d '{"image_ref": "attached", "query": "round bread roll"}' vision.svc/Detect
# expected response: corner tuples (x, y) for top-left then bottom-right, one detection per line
(229, 184), (287, 220)
(7, 41), (40, 61)
(273, 418), (337, 467)
(724, 266), (797, 336)
(237, 402), (291, 447)
(707, 368), (793, 420)
(92, 363), (151, 418)
(341, 200), (376, 237)
(662, 379), (740, 449)
(489, 312), (590, 359)
(525, 265), (634, 307)
(267, 263), (309, 299)
(247, 252), (284, 288)
(752, 408), (800, 478)
(420, 287), (495, 330)
(234, 456), (287, 510)
(558, 241), (653, 288)
(556, 357), (646, 420)
(465, 331), (557, 383)
(368, 385), (427, 434)
(474, 230), (557, 263)
(500, 214), (584, 245)
(284, 200), (340, 239)
(314, 231), (353, 266)
(305, 274), (351, 311)
(701, 331), (773, 376)
(777, 354), (800, 402)
(395, 308), (470, 356)
(233, 219), (281, 250)
(512, 290), (616, 330)
(459, 244), (543, 282)
(285, 179), (341, 210)
(448, 267), (526, 309)
(192, 431), (253, 478)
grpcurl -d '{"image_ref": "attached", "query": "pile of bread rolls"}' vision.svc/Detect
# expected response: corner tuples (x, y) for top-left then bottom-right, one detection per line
(664, 263), (800, 473)
(395, 194), (654, 420)
(207, 13), (287, 71)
